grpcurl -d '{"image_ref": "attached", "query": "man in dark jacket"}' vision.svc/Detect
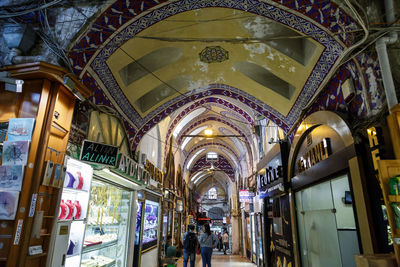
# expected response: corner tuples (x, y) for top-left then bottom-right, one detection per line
(183, 224), (198, 267)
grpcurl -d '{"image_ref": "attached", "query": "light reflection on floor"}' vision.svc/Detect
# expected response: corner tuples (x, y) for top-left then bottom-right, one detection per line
(176, 252), (256, 267)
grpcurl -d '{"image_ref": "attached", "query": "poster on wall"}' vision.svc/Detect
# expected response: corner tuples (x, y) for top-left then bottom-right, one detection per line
(0, 165), (24, 191)
(0, 191), (19, 220)
(270, 195), (293, 267)
(142, 199), (159, 250)
(7, 118), (35, 141)
(2, 141), (29, 165)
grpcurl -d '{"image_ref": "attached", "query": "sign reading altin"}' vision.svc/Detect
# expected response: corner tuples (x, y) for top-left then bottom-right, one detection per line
(80, 140), (118, 167)
(296, 138), (331, 173)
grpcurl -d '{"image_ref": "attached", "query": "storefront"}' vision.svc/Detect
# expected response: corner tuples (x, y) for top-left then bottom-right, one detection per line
(135, 190), (162, 267)
(288, 111), (374, 267)
(256, 142), (292, 267)
(48, 141), (147, 267)
(0, 62), (91, 267)
(239, 189), (254, 259)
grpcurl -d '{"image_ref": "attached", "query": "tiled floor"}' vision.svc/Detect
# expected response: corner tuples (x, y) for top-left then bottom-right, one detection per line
(176, 252), (256, 267)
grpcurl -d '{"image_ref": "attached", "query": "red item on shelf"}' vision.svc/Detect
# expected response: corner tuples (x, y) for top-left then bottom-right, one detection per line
(84, 240), (102, 247)
(73, 200), (82, 219)
(76, 172), (84, 189)
(65, 200), (74, 220)
(59, 200), (67, 220)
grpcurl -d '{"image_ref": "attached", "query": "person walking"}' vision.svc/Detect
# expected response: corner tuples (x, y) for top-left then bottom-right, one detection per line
(198, 223), (218, 267)
(217, 232), (222, 251)
(222, 231), (229, 255)
(183, 224), (198, 267)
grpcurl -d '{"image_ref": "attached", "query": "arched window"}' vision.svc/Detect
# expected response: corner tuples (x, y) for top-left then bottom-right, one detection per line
(208, 187), (217, 199)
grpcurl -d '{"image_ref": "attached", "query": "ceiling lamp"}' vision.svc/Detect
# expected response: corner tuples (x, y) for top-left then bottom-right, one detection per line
(204, 129), (213, 136)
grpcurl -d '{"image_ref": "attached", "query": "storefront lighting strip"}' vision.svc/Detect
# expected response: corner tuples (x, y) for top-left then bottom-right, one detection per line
(99, 168), (143, 190)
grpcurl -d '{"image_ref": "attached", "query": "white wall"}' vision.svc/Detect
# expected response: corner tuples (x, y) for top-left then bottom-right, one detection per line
(140, 247), (158, 267)
(137, 125), (161, 168)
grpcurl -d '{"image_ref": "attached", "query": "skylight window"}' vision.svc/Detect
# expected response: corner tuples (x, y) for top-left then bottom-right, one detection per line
(206, 152), (218, 161)
(208, 187), (217, 199)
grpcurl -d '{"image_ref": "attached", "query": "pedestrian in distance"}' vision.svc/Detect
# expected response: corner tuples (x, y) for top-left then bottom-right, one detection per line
(217, 232), (222, 251)
(198, 223), (218, 267)
(222, 231), (229, 255)
(183, 224), (198, 267)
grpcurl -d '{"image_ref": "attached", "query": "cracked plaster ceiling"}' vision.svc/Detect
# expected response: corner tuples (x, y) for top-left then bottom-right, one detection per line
(65, 0), (359, 194)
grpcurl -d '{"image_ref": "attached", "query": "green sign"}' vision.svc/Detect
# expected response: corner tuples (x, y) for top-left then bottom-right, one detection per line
(80, 140), (118, 167)
(114, 153), (148, 185)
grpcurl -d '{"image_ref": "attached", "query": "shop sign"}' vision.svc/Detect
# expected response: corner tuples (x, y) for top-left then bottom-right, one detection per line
(258, 165), (283, 188)
(115, 153), (147, 184)
(239, 190), (254, 203)
(258, 151), (287, 198)
(296, 138), (331, 173)
(144, 159), (163, 187)
(80, 140), (118, 167)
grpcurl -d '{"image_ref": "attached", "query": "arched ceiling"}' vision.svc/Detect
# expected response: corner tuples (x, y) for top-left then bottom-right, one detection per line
(65, 0), (360, 197)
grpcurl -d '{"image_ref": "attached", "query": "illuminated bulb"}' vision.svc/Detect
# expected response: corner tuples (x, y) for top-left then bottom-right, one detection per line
(204, 129), (213, 136)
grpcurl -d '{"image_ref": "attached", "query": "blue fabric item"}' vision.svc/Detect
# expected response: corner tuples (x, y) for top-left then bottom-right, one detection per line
(201, 247), (213, 267)
(198, 233), (218, 248)
(183, 249), (196, 267)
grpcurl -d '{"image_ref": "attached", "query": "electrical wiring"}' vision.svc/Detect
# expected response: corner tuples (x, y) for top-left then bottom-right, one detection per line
(285, 0), (370, 139)
(0, 0), (64, 18)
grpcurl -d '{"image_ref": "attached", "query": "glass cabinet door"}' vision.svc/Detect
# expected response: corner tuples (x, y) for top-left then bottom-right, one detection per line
(81, 179), (132, 267)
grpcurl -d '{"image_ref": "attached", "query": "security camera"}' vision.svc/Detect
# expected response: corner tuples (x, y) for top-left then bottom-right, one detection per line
(268, 137), (274, 144)
(0, 71), (23, 93)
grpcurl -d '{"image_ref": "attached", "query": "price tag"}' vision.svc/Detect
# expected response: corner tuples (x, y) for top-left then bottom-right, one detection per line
(13, 219), (23, 245)
(29, 194), (37, 217)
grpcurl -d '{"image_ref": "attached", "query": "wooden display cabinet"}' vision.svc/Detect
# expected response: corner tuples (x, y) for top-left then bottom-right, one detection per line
(377, 160), (400, 265)
(0, 62), (91, 267)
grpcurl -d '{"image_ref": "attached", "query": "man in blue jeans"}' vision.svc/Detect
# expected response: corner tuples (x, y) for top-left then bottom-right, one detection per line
(183, 224), (198, 267)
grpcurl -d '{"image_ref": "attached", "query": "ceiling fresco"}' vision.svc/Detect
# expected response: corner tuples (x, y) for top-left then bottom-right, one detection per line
(68, 0), (360, 153)
(64, 0), (365, 195)
(190, 155), (235, 182)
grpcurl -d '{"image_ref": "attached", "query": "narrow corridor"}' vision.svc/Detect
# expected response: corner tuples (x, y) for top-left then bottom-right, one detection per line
(177, 253), (256, 267)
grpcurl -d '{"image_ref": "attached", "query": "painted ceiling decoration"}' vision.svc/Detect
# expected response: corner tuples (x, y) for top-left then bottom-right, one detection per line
(67, 0), (360, 153)
(183, 142), (240, 172)
(190, 155), (235, 182)
(170, 114), (254, 155)
(199, 46), (229, 63)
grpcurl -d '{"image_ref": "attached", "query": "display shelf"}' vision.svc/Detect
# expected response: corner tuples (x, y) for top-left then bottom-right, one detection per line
(66, 253), (80, 258)
(389, 195), (400, 202)
(82, 240), (117, 254)
(63, 187), (88, 193)
(58, 218), (86, 222)
(26, 253), (47, 260)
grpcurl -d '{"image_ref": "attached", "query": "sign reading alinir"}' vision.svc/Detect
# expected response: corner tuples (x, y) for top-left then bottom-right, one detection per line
(80, 140), (118, 167)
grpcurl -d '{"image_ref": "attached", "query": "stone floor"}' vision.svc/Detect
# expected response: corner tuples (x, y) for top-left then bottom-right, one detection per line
(176, 251), (256, 267)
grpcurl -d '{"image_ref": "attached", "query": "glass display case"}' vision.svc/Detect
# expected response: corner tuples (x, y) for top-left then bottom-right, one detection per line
(141, 199), (159, 250)
(60, 157), (93, 267)
(80, 178), (132, 267)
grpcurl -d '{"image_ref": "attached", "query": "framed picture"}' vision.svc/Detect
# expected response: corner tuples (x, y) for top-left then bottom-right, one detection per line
(2, 141), (30, 166)
(7, 118), (35, 141)
(0, 165), (24, 191)
(0, 191), (19, 220)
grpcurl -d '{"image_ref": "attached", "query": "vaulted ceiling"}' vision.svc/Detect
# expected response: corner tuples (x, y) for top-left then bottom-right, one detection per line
(67, 0), (360, 196)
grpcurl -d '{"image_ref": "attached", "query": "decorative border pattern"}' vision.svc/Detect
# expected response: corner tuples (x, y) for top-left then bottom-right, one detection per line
(67, 0), (360, 151)
(190, 155), (235, 182)
(171, 114), (252, 153)
(183, 142), (240, 170)
(69, 0), (358, 71)
(164, 97), (253, 155)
